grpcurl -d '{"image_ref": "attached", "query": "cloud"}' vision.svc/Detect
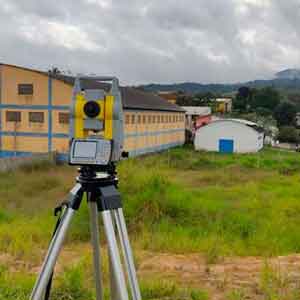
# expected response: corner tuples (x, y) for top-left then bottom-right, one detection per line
(0, 0), (299, 84)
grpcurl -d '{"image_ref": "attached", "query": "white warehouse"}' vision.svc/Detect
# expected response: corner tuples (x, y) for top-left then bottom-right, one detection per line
(194, 119), (264, 153)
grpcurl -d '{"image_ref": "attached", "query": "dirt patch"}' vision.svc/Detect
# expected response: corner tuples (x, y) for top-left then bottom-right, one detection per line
(2, 246), (300, 299)
(139, 253), (300, 299)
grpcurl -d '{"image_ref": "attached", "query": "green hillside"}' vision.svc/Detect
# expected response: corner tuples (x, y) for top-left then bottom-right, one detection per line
(1, 147), (300, 299)
(138, 78), (300, 95)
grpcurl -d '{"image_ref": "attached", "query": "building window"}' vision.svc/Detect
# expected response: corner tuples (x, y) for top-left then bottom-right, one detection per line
(59, 112), (69, 124)
(173, 115), (176, 123)
(125, 115), (130, 124)
(18, 84), (33, 95)
(6, 111), (21, 122)
(29, 112), (44, 123)
(137, 115), (141, 124)
(148, 115), (152, 123)
(131, 115), (135, 124)
(142, 115), (146, 124)
(152, 115), (156, 123)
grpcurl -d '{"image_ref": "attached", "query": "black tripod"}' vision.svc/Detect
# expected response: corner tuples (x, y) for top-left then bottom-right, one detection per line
(30, 165), (141, 300)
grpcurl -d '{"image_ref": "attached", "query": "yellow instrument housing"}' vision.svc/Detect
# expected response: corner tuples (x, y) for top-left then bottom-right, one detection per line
(73, 93), (114, 140)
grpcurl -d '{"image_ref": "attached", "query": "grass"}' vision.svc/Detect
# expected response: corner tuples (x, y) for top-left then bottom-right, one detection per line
(0, 260), (209, 300)
(2, 146), (300, 298)
(2, 146), (300, 258)
(116, 147), (300, 257)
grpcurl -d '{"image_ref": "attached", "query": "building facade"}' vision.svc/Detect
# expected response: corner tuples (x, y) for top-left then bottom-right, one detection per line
(0, 64), (185, 158)
(215, 98), (232, 114)
(182, 106), (212, 131)
(194, 119), (264, 153)
(158, 91), (177, 104)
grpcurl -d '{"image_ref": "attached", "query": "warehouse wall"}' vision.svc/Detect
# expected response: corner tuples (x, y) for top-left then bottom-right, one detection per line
(194, 121), (263, 153)
(0, 65), (185, 158)
(124, 110), (185, 155)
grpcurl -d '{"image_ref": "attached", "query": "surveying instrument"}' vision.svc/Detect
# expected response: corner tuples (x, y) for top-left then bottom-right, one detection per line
(30, 76), (141, 300)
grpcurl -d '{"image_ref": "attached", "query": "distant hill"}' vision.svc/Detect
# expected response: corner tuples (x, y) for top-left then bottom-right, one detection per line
(276, 69), (300, 80)
(138, 78), (300, 95)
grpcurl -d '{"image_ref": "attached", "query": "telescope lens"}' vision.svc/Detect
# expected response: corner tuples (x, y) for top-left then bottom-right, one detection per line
(84, 101), (101, 118)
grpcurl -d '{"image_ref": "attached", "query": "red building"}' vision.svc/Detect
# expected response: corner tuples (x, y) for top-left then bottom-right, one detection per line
(195, 114), (212, 129)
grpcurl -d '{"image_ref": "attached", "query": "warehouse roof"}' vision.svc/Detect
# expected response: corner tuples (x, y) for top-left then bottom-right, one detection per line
(52, 74), (184, 112)
(204, 118), (264, 133)
(182, 106), (211, 116)
(0, 63), (184, 112)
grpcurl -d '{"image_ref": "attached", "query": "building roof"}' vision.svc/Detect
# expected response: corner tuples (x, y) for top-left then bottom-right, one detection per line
(202, 118), (264, 133)
(215, 98), (232, 103)
(0, 63), (184, 112)
(182, 106), (211, 116)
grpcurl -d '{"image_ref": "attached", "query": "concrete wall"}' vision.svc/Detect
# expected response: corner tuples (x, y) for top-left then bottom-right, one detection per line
(0, 65), (185, 158)
(194, 121), (263, 153)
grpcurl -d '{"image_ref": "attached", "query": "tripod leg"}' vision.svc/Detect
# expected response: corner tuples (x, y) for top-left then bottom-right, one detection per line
(88, 199), (103, 300)
(113, 208), (142, 300)
(102, 210), (129, 300)
(109, 250), (120, 300)
(30, 183), (83, 300)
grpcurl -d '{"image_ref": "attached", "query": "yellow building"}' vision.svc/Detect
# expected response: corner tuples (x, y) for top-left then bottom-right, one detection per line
(215, 98), (233, 114)
(158, 91), (177, 104)
(0, 64), (185, 159)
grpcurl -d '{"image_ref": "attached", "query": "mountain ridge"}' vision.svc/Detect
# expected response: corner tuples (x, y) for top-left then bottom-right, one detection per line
(138, 75), (300, 95)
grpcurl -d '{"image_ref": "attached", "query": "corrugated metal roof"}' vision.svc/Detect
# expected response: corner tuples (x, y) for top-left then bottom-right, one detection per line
(0, 63), (183, 112)
(55, 75), (184, 112)
(206, 118), (264, 133)
(182, 106), (211, 116)
(225, 118), (257, 126)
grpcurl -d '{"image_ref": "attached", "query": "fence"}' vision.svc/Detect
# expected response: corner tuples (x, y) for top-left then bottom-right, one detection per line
(0, 152), (57, 172)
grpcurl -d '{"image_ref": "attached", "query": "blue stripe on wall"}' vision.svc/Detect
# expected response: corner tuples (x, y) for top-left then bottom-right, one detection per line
(0, 104), (69, 110)
(128, 141), (184, 156)
(48, 76), (52, 152)
(125, 128), (185, 138)
(0, 131), (68, 138)
(0, 128), (182, 140)
(0, 142), (184, 160)
(0, 150), (34, 158)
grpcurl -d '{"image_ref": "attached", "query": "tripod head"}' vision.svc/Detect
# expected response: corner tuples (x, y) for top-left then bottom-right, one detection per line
(76, 163), (118, 192)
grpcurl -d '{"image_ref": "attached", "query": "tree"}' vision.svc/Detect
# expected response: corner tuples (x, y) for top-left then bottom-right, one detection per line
(277, 126), (300, 143)
(251, 87), (280, 110)
(274, 102), (297, 126)
(234, 86), (251, 111)
(48, 66), (61, 75)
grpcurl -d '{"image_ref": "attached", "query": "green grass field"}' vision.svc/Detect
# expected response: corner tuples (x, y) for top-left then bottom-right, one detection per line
(1, 146), (300, 299)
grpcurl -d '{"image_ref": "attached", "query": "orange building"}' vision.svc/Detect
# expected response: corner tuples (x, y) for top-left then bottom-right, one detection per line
(0, 64), (185, 159)
(158, 91), (177, 104)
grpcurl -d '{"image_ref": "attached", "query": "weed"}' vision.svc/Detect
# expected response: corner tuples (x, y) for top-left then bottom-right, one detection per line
(190, 289), (209, 300)
(141, 280), (177, 299)
(227, 289), (247, 300)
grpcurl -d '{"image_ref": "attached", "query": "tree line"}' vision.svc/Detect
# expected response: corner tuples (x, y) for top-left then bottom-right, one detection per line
(175, 86), (300, 143)
(234, 87), (299, 143)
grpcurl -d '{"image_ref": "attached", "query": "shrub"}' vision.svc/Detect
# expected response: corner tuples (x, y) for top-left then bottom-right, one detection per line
(277, 126), (300, 143)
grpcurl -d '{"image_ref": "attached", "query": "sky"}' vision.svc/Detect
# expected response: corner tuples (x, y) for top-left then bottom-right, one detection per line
(0, 0), (300, 85)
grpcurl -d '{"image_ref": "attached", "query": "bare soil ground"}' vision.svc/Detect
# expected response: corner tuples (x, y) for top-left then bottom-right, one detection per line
(2, 244), (300, 299)
(140, 252), (300, 299)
